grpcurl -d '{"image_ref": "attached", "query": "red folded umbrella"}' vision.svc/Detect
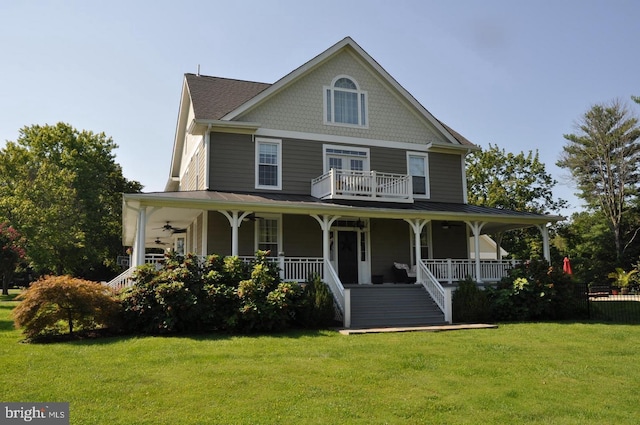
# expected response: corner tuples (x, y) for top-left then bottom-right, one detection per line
(563, 257), (573, 275)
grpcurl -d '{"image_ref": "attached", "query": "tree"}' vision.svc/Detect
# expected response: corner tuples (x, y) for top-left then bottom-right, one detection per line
(0, 222), (26, 295)
(466, 144), (567, 259)
(0, 123), (142, 278)
(557, 99), (640, 263)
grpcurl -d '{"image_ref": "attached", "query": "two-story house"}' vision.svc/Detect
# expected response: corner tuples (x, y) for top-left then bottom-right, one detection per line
(117, 37), (561, 328)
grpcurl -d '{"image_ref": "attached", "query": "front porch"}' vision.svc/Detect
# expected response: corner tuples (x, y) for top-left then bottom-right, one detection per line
(120, 191), (561, 328)
(107, 254), (519, 328)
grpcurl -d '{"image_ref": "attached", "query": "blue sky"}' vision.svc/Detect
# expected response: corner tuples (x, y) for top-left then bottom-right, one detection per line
(1, 0), (639, 216)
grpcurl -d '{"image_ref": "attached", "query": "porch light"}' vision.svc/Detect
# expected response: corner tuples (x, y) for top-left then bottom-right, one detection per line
(441, 221), (450, 230)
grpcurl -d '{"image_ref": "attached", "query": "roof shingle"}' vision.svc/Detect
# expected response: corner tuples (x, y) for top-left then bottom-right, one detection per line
(185, 73), (270, 120)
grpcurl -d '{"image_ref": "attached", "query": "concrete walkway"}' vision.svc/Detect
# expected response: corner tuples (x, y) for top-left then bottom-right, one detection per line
(338, 323), (498, 335)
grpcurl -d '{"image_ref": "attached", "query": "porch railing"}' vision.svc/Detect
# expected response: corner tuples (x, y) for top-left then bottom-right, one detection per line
(106, 255), (325, 291)
(423, 259), (521, 283)
(238, 256), (324, 282)
(417, 261), (452, 323)
(104, 254), (167, 291)
(311, 169), (413, 203)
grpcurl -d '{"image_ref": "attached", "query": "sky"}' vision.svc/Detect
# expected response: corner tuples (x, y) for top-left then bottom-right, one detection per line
(1, 0), (639, 217)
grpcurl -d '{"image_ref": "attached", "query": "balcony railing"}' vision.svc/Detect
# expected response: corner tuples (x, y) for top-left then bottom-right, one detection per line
(311, 169), (413, 203)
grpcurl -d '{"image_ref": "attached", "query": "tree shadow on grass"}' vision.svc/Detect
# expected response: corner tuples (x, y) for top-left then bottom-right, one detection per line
(26, 326), (337, 346)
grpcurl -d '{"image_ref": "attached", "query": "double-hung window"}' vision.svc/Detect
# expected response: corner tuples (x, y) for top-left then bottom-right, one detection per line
(256, 215), (281, 257)
(407, 152), (429, 198)
(324, 76), (368, 127)
(255, 138), (282, 190)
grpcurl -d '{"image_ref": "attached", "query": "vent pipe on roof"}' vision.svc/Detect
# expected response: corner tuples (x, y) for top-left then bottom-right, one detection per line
(197, 64), (200, 76)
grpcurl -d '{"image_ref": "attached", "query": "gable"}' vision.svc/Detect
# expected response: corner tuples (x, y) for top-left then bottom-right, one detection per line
(236, 48), (450, 145)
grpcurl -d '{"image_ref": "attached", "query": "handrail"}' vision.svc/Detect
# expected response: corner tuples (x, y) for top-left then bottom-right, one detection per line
(105, 267), (134, 292)
(418, 261), (452, 323)
(323, 259), (344, 315)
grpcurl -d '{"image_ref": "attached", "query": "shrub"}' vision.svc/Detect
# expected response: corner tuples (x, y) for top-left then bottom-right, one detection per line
(485, 259), (578, 321)
(452, 277), (490, 323)
(13, 275), (120, 340)
(120, 250), (307, 334)
(297, 274), (336, 328)
(235, 251), (304, 332)
(120, 252), (211, 334)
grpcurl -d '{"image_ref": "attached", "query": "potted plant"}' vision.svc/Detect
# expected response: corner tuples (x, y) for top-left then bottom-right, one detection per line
(607, 268), (637, 295)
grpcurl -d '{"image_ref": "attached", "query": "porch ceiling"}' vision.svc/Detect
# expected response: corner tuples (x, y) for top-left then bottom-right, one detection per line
(122, 190), (563, 245)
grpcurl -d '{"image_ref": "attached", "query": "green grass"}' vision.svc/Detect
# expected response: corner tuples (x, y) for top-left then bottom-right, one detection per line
(2, 290), (640, 424)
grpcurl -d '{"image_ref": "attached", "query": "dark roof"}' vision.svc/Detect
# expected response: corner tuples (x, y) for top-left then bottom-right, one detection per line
(134, 190), (559, 222)
(185, 74), (270, 120)
(438, 122), (475, 147)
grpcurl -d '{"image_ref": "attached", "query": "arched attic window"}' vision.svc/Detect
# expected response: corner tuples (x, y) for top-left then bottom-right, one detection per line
(324, 76), (368, 127)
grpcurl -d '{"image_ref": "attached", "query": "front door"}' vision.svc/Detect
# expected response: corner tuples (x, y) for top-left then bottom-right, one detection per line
(337, 231), (359, 284)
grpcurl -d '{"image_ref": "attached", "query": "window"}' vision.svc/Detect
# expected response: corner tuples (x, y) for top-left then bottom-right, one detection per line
(324, 76), (368, 127)
(256, 216), (281, 256)
(255, 138), (282, 190)
(407, 152), (429, 197)
(410, 226), (431, 264)
(324, 145), (369, 173)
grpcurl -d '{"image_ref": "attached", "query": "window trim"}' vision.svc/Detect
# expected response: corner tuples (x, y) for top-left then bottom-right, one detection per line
(406, 151), (430, 199)
(323, 75), (369, 128)
(255, 138), (282, 190)
(254, 214), (282, 256)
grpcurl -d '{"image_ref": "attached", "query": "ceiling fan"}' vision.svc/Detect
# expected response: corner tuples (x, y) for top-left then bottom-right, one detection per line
(154, 222), (186, 233)
(153, 237), (168, 245)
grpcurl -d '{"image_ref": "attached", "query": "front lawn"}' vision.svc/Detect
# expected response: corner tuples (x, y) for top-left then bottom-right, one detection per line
(1, 290), (639, 424)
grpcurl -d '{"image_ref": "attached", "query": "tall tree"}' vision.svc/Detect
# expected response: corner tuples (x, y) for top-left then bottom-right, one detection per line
(0, 123), (143, 278)
(466, 144), (567, 259)
(0, 222), (26, 295)
(557, 99), (640, 262)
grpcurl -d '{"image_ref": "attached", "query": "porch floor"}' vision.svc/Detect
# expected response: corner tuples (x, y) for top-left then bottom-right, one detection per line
(338, 323), (498, 335)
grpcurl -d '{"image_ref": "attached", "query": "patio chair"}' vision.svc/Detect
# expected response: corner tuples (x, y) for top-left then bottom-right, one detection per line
(392, 262), (417, 283)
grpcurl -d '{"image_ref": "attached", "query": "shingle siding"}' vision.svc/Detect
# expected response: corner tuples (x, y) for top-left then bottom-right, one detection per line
(239, 50), (447, 146)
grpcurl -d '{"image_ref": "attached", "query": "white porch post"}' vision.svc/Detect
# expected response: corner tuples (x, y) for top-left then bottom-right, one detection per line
(466, 221), (486, 283)
(404, 219), (429, 282)
(495, 232), (504, 260)
(537, 223), (551, 262)
(134, 206), (147, 267)
(311, 214), (339, 279)
(220, 211), (252, 256)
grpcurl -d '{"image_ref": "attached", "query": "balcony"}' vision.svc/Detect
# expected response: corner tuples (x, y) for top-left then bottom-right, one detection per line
(311, 169), (413, 203)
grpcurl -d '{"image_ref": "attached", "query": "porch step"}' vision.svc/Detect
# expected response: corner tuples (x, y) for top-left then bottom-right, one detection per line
(347, 285), (445, 328)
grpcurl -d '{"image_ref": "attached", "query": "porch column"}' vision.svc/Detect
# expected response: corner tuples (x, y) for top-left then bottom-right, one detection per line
(311, 214), (339, 278)
(220, 211), (252, 256)
(465, 221), (486, 283)
(537, 223), (551, 262)
(495, 232), (504, 260)
(134, 206), (147, 267)
(404, 219), (429, 282)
